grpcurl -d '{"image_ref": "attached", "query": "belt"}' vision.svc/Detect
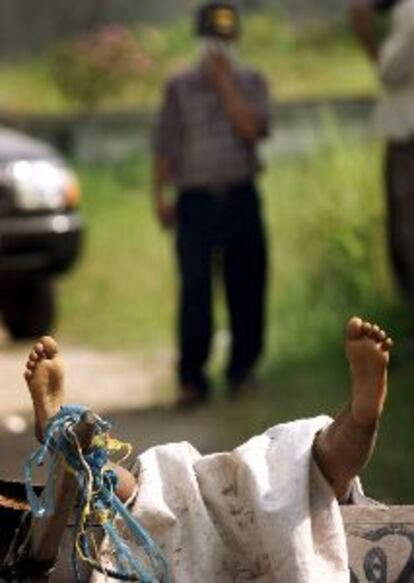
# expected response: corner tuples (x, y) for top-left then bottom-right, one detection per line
(181, 180), (254, 198)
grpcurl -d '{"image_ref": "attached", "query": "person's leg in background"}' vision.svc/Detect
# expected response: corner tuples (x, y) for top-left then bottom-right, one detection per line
(176, 191), (218, 404)
(222, 183), (268, 395)
(385, 140), (414, 302)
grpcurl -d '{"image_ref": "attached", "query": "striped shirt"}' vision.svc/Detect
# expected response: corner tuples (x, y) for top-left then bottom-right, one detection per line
(154, 64), (270, 190)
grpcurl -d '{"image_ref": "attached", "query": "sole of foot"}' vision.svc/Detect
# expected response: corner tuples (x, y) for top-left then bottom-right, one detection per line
(345, 317), (392, 427)
(24, 336), (64, 442)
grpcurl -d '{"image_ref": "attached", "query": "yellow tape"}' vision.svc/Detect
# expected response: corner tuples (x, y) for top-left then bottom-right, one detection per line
(92, 434), (133, 461)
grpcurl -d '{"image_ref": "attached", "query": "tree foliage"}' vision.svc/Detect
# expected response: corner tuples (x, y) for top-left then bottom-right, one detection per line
(50, 25), (150, 110)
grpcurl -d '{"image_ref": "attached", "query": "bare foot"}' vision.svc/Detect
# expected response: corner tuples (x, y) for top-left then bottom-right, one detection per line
(346, 317), (392, 427)
(24, 336), (64, 442)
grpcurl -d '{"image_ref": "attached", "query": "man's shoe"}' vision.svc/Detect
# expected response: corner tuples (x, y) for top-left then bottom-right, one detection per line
(228, 375), (260, 400)
(176, 384), (209, 409)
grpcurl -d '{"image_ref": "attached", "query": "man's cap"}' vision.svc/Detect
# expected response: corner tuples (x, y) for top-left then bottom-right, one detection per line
(196, 2), (240, 40)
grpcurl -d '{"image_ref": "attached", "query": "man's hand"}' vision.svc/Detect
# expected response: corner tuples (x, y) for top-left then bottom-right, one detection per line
(153, 156), (177, 229)
(204, 51), (234, 93)
(155, 197), (176, 230)
(203, 51), (267, 142)
(350, 1), (380, 62)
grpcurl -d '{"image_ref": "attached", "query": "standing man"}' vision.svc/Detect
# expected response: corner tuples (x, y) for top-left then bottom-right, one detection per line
(350, 0), (414, 303)
(153, 1), (270, 405)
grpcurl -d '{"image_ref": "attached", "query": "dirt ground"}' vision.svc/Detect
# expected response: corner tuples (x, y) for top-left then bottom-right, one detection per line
(0, 331), (174, 417)
(0, 329), (228, 482)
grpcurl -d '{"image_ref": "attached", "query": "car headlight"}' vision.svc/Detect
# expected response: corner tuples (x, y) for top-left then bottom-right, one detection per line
(6, 160), (81, 211)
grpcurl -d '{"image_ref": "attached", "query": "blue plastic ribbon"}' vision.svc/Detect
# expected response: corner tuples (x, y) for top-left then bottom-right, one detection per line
(24, 405), (170, 582)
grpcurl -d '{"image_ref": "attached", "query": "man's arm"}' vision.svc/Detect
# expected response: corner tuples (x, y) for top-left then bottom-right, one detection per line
(205, 54), (269, 142)
(152, 79), (181, 229)
(378, 1), (414, 88)
(153, 154), (176, 229)
(350, 0), (380, 62)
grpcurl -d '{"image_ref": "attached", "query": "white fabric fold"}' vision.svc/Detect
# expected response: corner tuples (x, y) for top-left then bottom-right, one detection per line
(92, 416), (354, 582)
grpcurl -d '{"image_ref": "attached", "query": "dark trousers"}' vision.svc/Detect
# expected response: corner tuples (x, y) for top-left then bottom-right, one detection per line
(176, 181), (267, 392)
(385, 140), (414, 302)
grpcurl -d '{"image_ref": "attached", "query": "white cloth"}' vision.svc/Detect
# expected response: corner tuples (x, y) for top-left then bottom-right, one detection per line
(376, 0), (414, 139)
(92, 416), (354, 582)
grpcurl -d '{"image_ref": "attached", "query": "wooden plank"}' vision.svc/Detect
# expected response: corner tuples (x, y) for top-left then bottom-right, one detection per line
(342, 505), (414, 582)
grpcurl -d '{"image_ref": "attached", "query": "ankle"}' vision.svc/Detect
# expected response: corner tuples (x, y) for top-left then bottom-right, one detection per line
(348, 405), (380, 439)
(351, 382), (384, 427)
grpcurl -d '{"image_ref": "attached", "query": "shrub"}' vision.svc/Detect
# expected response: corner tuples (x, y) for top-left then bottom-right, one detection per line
(50, 25), (150, 110)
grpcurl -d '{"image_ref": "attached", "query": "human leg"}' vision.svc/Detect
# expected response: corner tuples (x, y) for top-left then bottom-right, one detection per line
(24, 336), (64, 443)
(313, 317), (392, 499)
(24, 337), (136, 502)
(222, 184), (267, 391)
(176, 192), (217, 402)
(385, 140), (414, 302)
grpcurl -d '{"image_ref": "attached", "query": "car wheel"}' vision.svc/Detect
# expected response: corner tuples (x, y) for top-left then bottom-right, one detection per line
(3, 281), (55, 340)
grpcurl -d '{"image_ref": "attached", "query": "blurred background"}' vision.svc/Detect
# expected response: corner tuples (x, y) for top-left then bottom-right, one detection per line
(0, 0), (412, 504)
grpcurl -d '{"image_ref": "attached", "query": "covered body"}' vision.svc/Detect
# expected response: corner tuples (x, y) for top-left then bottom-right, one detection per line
(93, 417), (357, 583)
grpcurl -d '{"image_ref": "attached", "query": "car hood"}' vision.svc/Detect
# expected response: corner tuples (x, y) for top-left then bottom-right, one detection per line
(0, 126), (61, 164)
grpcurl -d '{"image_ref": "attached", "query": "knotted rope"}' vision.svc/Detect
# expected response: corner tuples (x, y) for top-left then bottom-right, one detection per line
(23, 405), (170, 582)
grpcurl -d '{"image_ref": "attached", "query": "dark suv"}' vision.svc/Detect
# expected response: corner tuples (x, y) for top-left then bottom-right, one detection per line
(0, 126), (84, 339)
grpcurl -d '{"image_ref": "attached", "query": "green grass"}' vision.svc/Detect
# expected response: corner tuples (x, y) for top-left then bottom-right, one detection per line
(239, 16), (377, 100)
(57, 158), (176, 350)
(264, 120), (394, 362)
(0, 14), (377, 113)
(58, 122), (394, 353)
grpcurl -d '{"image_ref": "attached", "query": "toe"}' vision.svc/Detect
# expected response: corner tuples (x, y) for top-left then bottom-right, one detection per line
(377, 329), (387, 342)
(40, 336), (58, 359)
(34, 342), (45, 357)
(382, 338), (393, 351)
(24, 369), (32, 381)
(346, 317), (363, 340)
(29, 350), (39, 362)
(362, 321), (373, 336)
(372, 325), (385, 342)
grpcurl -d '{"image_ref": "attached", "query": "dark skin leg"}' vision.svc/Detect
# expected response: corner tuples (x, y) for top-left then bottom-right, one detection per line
(313, 317), (392, 498)
(24, 338), (136, 503)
